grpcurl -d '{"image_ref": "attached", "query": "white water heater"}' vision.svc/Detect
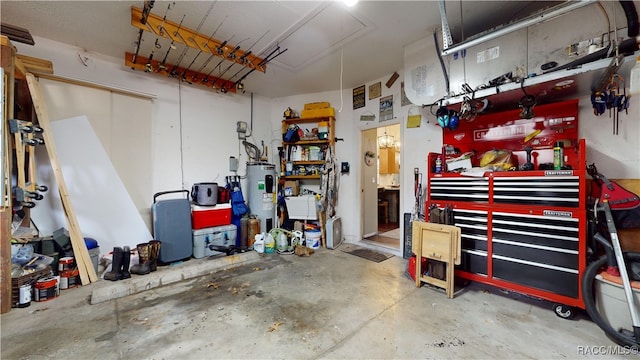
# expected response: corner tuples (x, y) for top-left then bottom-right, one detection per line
(246, 162), (276, 233)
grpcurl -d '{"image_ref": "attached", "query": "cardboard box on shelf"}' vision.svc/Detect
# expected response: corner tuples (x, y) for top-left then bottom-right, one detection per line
(284, 180), (300, 196)
(301, 107), (335, 119)
(304, 102), (331, 110)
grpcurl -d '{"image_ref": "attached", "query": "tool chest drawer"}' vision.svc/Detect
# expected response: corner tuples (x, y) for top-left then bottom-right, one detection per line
(429, 177), (489, 202)
(491, 212), (580, 252)
(492, 255), (579, 298)
(453, 209), (488, 252)
(452, 209), (488, 275)
(460, 249), (488, 276)
(492, 175), (580, 207)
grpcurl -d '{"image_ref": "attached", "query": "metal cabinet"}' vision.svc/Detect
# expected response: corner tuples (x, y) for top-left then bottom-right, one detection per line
(427, 146), (587, 309)
(425, 100), (587, 310)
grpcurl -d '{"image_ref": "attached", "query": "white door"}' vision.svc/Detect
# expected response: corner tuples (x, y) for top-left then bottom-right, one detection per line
(362, 128), (378, 237)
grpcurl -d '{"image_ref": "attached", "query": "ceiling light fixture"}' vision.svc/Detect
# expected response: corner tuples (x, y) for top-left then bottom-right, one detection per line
(378, 127), (394, 149)
(342, 0), (358, 7)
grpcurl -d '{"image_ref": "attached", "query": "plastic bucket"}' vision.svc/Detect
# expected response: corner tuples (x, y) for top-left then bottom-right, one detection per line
(305, 229), (321, 249)
(191, 182), (218, 206)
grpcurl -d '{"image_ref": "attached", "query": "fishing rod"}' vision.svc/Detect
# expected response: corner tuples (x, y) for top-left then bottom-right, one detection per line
(180, 16), (229, 83)
(210, 44), (243, 86)
(201, 35), (235, 84)
(131, 0), (155, 65)
(144, 2), (173, 72)
(145, 39), (161, 72)
(209, 36), (258, 89)
(190, 15), (228, 82)
(157, 15), (185, 72)
(213, 30), (270, 88)
(223, 30), (270, 85)
(224, 46), (288, 93)
(169, 1), (216, 77)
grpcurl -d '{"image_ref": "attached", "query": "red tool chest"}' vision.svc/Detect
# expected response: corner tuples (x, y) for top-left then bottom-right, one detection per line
(426, 99), (587, 310)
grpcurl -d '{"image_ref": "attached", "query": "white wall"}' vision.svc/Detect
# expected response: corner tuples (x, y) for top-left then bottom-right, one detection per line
(14, 37), (274, 249)
(13, 33), (640, 256)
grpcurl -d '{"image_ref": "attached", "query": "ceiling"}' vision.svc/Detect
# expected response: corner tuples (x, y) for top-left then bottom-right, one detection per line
(1, 1), (563, 98)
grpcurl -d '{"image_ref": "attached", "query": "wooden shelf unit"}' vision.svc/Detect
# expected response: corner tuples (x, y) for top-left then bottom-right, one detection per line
(280, 116), (335, 181)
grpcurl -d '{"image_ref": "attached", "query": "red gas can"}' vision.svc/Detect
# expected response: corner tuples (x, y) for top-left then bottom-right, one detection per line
(408, 255), (429, 281)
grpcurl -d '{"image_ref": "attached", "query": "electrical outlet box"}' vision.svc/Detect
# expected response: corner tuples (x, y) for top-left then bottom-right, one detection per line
(229, 156), (238, 172)
(237, 121), (247, 139)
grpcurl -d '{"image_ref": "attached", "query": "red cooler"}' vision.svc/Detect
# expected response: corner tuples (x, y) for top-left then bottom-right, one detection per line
(192, 203), (232, 229)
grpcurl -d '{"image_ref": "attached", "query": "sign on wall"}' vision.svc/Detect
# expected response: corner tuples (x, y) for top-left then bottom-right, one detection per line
(380, 95), (393, 121)
(353, 85), (365, 109)
(369, 82), (381, 99)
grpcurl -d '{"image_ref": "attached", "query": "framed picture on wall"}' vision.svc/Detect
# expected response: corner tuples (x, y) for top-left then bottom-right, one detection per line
(380, 95), (393, 121)
(353, 85), (365, 109)
(369, 82), (381, 100)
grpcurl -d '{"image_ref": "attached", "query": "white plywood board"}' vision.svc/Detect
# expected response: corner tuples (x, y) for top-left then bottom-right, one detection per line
(32, 116), (153, 254)
(39, 78), (153, 230)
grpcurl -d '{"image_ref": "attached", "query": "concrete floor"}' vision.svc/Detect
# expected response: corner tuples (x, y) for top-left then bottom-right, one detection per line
(1, 245), (626, 359)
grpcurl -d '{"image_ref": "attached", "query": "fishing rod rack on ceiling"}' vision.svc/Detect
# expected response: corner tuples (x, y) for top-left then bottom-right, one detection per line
(125, 4), (277, 93)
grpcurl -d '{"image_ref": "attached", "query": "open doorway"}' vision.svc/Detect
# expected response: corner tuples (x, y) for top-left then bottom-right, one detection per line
(361, 124), (401, 250)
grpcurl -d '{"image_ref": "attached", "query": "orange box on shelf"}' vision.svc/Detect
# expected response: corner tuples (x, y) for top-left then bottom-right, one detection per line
(304, 102), (331, 110)
(191, 203), (232, 229)
(300, 107), (335, 119)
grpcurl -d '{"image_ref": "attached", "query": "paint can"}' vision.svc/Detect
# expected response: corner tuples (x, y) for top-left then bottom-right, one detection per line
(18, 284), (31, 308)
(58, 257), (75, 272)
(34, 277), (58, 302)
(60, 269), (80, 290)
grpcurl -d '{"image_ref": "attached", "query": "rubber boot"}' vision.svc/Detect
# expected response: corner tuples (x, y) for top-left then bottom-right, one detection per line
(130, 243), (150, 275)
(148, 240), (161, 272)
(120, 246), (131, 279)
(104, 247), (123, 281)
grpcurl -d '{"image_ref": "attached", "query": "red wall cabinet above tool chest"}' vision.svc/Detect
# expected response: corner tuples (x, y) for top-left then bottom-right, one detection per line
(426, 99), (587, 311)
